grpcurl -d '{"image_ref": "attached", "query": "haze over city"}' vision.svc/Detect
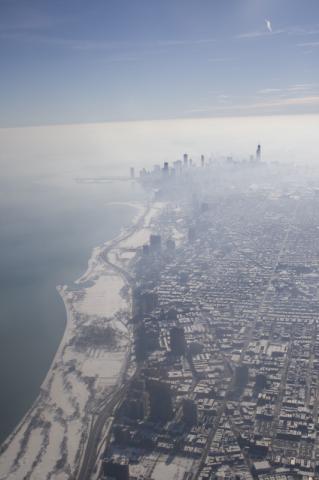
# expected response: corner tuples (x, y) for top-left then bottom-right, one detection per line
(0, 2), (319, 480)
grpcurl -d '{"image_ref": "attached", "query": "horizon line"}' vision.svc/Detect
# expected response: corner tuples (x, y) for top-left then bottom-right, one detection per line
(1, 110), (319, 130)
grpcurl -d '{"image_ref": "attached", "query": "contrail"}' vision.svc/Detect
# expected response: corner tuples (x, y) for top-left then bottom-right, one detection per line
(265, 19), (272, 33)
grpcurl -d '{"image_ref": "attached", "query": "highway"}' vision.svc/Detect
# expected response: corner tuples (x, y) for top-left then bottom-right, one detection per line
(77, 385), (126, 480)
(77, 204), (151, 479)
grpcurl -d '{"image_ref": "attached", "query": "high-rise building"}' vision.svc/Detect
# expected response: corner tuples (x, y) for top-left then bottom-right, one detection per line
(183, 153), (188, 168)
(147, 379), (173, 422)
(234, 365), (249, 392)
(102, 457), (129, 480)
(135, 324), (147, 361)
(142, 244), (150, 255)
(201, 155), (205, 167)
(113, 425), (130, 445)
(125, 397), (146, 420)
(163, 162), (169, 177)
(256, 144), (261, 162)
(174, 160), (182, 175)
(170, 326), (186, 356)
(140, 290), (158, 314)
(150, 234), (161, 251)
(182, 399), (198, 426)
(166, 238), (176, 251)
(130, 167), (135, 178)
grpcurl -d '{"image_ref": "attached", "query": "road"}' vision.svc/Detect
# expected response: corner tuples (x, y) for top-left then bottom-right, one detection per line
(77, 203), (151, 479)
(77, 385), (127, 480)
(193, 208), (299, 480)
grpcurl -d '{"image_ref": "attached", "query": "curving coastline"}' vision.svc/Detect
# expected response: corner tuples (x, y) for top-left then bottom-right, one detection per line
(0, 200), (164, 480)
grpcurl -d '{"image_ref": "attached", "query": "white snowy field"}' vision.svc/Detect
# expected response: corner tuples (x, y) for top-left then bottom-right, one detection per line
(0, 201), (164, 480)
(128, 452), (198, 480)
(108, 202), (166, 268)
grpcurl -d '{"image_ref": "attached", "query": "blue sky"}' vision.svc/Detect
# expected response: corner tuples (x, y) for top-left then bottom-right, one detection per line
(0, 0), (319, 127)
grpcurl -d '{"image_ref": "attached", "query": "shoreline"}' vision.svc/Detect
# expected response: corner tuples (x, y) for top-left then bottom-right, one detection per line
(0, 199), (163, 480)
(0, 201), (144, 449)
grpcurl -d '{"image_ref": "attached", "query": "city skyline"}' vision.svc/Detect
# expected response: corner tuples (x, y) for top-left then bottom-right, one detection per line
(2, 2), (319, 479)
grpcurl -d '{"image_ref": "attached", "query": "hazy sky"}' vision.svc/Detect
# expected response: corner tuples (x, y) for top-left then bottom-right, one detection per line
(1, 0), (319, 127)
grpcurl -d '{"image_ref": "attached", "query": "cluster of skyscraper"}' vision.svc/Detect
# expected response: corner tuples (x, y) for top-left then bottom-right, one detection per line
(132, 145), (262, 181)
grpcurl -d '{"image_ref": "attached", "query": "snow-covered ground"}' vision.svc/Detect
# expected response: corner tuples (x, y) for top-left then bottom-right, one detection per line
(77, 274), (126, 317)
(129, 453), (197, 480)
(0, 201), (164, 480)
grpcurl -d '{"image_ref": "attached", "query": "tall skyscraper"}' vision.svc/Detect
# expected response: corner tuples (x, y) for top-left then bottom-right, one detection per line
(201, 155), (205, 167)
(150, 234), (161, 251)
(183, 153), (188, 168)
(256, 144), (261, 162)
(174, 160), (182, 175)
(170, 326), (186, 356)
(147, 379), (173, 422)
(182, 399), (198, 426)
(102, 457), (129, 480)
(163, 162), (169, 177)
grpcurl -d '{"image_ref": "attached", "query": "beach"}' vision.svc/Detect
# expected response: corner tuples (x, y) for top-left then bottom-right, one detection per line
(0, 200), (164, 480)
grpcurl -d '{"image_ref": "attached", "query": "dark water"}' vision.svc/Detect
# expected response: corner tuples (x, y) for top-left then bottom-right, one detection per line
(0, 176), (146, 444)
